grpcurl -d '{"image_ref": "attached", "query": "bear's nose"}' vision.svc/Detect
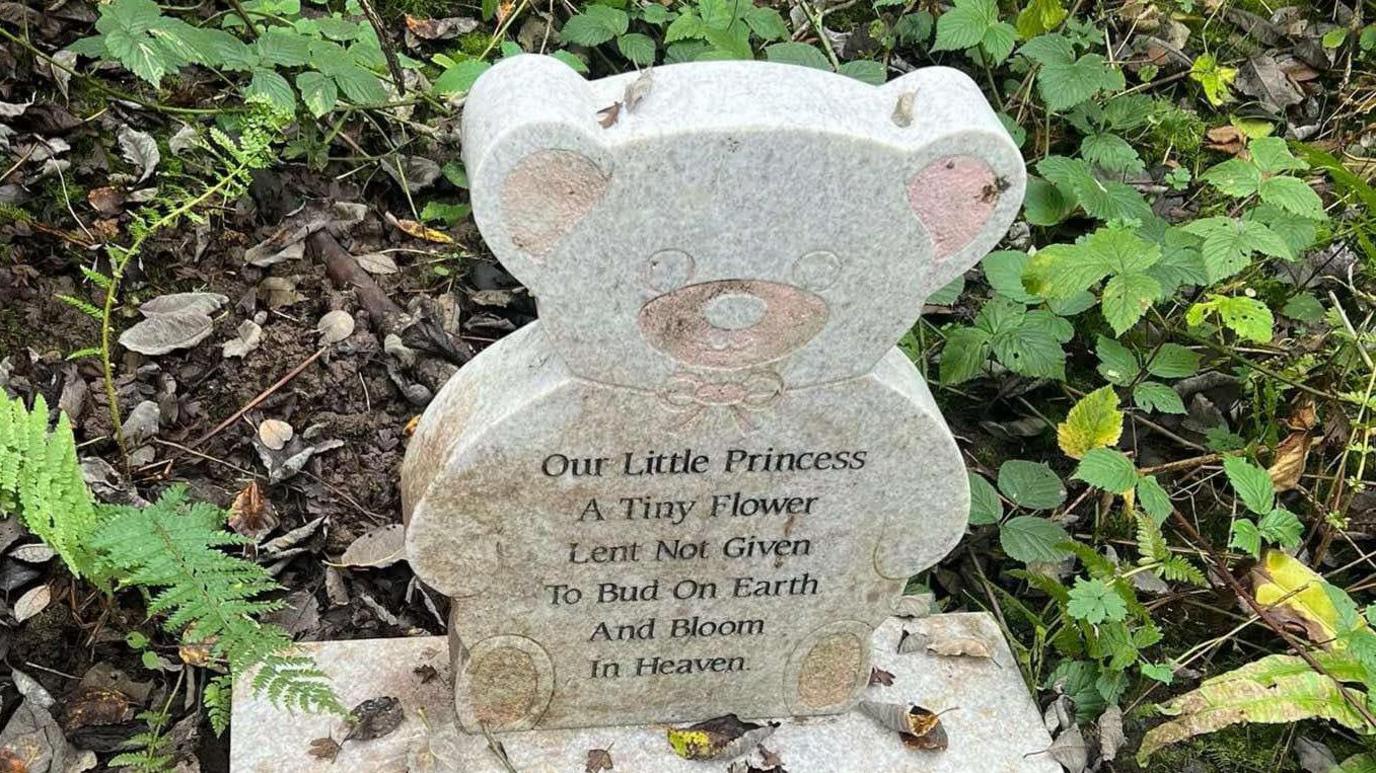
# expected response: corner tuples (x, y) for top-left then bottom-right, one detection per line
(703, 292), (767, 331)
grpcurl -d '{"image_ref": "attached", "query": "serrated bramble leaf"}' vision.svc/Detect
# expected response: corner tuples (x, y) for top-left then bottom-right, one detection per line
(1249, 137), (1308, 174)
(983, 250), (1040, 303)
(1000, 515), (1072, 562)
(1101, 271), (1161, 334)
(332, 63), (387, 104)
(1201, 158), (1261, 197)
(1082, 132), (1144, 175)
(295, 71), (337, 117)
(982, 21), (1017, 63)
(665, 11), (705, 42)
(969, 472), (1004, 526)
(1134, 381), (1186, 414)
(562, 7), (628, 46)
(1190, 53), (1236, 105)
(1136, 475), (1172, 522)
(838, 59), (887, 85)
(1058, 386), (1123, 459)
(617, 32), (657, 65)
(998, 460), (1067, 510)
(1259, 176), (1326, 220)
(1023, 176), (1076, 225)
(933, 0), (995, 52)
(744, 6), (789, 40)
(1015, 0), (1067, 38)
(1145, 343), (1200, 379)
(433, 59), (490, 95)
(1074, 448), (1138, 493)
(1259, 508), (1304, 549)
(1038, 54), (1125, 111)
(1095, 335), (1139, 386)
(1229, 518), (1262, 557)
(1224, 456), (1275, 515)
(764, 42), (830, 69)
(940, 326), (992, 385)
(245, 68), (295, 112)
(1188, 295), (1274, 343)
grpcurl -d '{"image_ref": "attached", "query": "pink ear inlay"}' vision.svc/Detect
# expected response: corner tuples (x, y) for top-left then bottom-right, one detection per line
(907, 155), (999, 261)
(501, 149), (609, 258)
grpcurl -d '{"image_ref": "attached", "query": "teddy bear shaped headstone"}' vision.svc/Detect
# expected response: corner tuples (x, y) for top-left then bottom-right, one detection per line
(402, 54), (1025, 733)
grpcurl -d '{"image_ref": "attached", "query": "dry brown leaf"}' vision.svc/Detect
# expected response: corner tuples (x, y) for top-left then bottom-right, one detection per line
(178, 641), (213, 666)
(308, 736), (341, 761)
(597, 101), (623, 129)
(413, 664), (439, 684)
(387, 212), (453, 243)
(339, 524), (406, 569)
(61, 687), (134, 732)
(344, 696), (405, 742)
(0, 747), (30, 773)
(666, 714), (776, 761)
(317, 310), (356, 344)
(13, 584), (50, 623)
(859, 701), (949, 750)
(87, 186), (125, 216)
(585, 747), (613, 772)
(1204, 125), (1246, 155)
(869, 667), (895, 686)
(1269, 430), (1311, 492)
(925, 635), (994, 658)
(759, 745), (783, 768)
(258, 419), (294, 450)
(228, 480), (279, 542)
(355, 252), (399, 275)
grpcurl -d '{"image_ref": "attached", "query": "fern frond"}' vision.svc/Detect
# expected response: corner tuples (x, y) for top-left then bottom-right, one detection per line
(1160, 554), (1209, 587)
(253, 655), (345, 716)
(1134, 511), (1170, 564)
(0, 394), (104, 580)
(55, 293), (105, 320)
(205, 674), (233, 736)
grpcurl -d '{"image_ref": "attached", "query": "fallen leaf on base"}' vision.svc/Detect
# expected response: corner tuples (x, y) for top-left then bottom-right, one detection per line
(339, 524), (406, 569)
(666, 714), (777, 761)
(584, 747), (613, 772)
(859, 701), (950, 751)
(870, 667), (895, 686)
(308, 736), (341, 761)
(344, 696), (405, 742)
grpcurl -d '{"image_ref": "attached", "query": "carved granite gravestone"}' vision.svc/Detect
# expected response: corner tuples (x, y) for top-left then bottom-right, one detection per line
(401, 54), (1026, 733)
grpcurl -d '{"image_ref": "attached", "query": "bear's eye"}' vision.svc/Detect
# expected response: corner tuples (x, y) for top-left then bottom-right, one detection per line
(791, 251), (842, 292)
(642, 249), (695, 294)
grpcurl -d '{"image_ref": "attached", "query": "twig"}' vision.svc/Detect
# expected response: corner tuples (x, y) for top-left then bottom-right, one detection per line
(185, 348), (327, 452)
(355, 0), (405, 96)
(1139, 453), (1223, 475)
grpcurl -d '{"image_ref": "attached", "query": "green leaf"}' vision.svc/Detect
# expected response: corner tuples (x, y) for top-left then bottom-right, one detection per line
(1074, 448), (1138, 493)
(1095, 336), (1140, 386)
(743, 6), (788, 40)
(1058, 386), (1124, 459)
(1134, 381), (1186, 414)
(1250, 137), (1308, 174)
(1136, 475), (1172, 522)
(1001, 515), (1073, 562)
(1282, 292), (1325, 323)
(1230, 518), (1262, 557)
(616, 33), (656, 65)
(764, 42), (830, 70)
(928, 276), (965, 306)
(933, 0), (995, 52)
(1187, 294), (1274, 343)
(665, 11), (705, 42)
(257, 27), (311, 67)
(983, 250), (1040, 304)
(997, 460), (1067, 510)
(1015, 0), (1067, 38)
(1101, 271), (1161, 335)
(295, 71), (337, 117)
(102, 27), (169, 85)
(245, 68), (295, 112)
(1183, 217), (1293, 283)
(981, 21), (1017, 63)
(332, 63), (387, 103)
(562, 5), (629, 46)
(1038, 54), (1125, 111)
(1190, 53), (1236, 105)
(1082, 132), (1144, 175)
(838, 60), (887, 85)
(433, 59), (491, 95)
(1201, 158), (1261, 197)
(1258, 508), (1303, 549)
(1023, 176), (1076, 226)
(1144, 343), (1199, 379)
(550, 49), (588, 73)
(969, 472), (1004, 526)
(698, 0), (738, 29)
(1068, 578), (1129, 623)
(67, 35), (110, 58)
(1258, 176), (1326, 220)
(939, 326), (992, 384)
(1223, 456), (1275, 515)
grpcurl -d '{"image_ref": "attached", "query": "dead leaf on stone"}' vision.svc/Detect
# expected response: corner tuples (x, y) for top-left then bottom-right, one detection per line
(116, 126), (159, 183)
(892, 90), (916, 127)
(925, 634), (994, 658)
(339, 524), (406, 569)
(228, 480), (278, 541)
(1043, 723), (1089, 771)
(623, 68), (653, 113)
(13, 583), (50, 622)
(1098, 704), (1124, 762)
(859, 701), (949, 750)
(1269, 430), (1312, 491)
(317, 310), (355, 344)
(258, 419), (294, 450)
(386, 212), (452, 243)
(222, 319), (262, 359)
(584, 747), (613, 772)
(61, 687), (135, 732)
(759, 745), (783, 768)
(354, 252), (399, 275)
(413, 664), (439, 684)
(344, 697), (405, 742)
(666, 714), (777, 761)
(597, 101), (623, 129)
(119, 311), (215, 355)
(307, 736), (341, 762)
(869, 667), (895, 686)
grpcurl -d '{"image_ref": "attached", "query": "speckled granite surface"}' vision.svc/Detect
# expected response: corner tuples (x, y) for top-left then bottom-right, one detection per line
(232, 613), (1059, 772)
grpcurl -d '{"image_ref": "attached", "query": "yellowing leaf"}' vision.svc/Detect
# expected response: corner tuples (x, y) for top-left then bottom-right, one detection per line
(666, 714), (776, 760)
(1057, 386), (1124, 459)
(386, 212), (453, 243)
(1251, 550), (1345, 646)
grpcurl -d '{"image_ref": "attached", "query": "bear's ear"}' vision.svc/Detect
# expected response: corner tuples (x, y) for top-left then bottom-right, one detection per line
(880, 67), (1027, 298)
(463, 55), (612, 294)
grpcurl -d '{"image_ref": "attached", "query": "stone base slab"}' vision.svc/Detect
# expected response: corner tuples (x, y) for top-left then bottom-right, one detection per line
(232, 613), (1059, 772)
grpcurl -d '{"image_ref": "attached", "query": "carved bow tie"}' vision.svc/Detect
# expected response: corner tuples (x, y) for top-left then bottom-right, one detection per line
(656, 370), (785, 431)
